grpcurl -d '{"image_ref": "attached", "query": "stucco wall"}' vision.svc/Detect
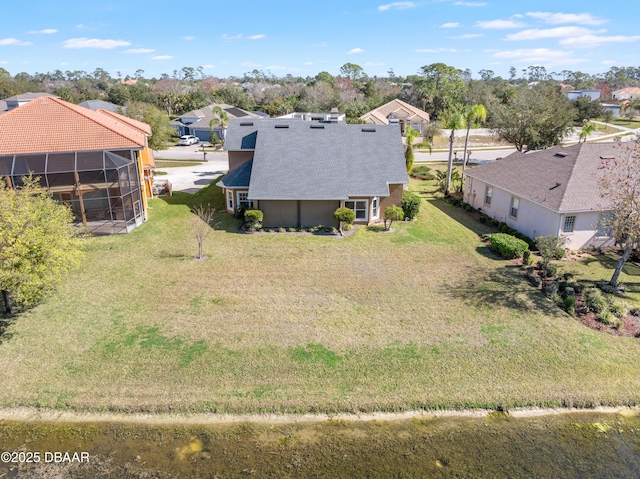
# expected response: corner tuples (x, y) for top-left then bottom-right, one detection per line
(379, 183), (404, 218)
(228, 151), (254, 172)
(464, 177), (615, 250)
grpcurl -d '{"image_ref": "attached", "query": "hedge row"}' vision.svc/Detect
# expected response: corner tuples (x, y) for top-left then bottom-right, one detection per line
(486, 233), (530, 259)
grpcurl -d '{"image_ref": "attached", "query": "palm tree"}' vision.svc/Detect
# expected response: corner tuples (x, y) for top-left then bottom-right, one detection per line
(441, 109), (466, 195)
(579, 121), (597, 143)
(209, 106), (229, 144)
(404, 125), (419, 174)
(461, 104), (487, 171)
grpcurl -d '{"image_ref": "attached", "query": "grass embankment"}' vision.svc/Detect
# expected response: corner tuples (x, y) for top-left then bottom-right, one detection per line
(0, 179), (639, 414)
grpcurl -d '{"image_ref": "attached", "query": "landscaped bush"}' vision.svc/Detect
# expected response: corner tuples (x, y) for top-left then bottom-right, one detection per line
(584, 288), (607, 314)
(528, 275), (542, 288)
(486, 233), (529, 259)
(402, 191), (421, 221)
(543, 281), (559, 296)
(563, 296), (576, 315)
(409, 165), (435, 180)
(564, 287), (575, 298)
(479, 214), (488, 223)
(522, 249), (533, 265)
(243, 209), (263, 223)
(545, 264), (558, 278)
(608, 300), (626, 318)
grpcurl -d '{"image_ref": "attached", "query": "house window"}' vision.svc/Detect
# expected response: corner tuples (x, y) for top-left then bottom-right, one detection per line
(226, 190), (234, 210)
(510, 197), (519, 218)
(484, 186), (493, 206)
(236, 191), (253, 209)
(597, 214), (613, 237)
(372, 197), (379, 219)
(563, 215), (576, 233)
(345, 200), (368, 221)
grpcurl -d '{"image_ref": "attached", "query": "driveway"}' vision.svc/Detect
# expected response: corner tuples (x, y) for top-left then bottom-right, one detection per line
(152, 149), (229, 194)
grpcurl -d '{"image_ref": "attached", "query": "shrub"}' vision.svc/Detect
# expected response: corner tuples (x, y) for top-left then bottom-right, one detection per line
(334, 207), (355, 225)
(563, 287), (575, 298)
(630, 307), (640, 317)
(596, 309), (613, 325)
(243, 209), (263, 223)
(486, 233), (529, 259)
(563, 296), (576, 315)
(479, 214), (488, 223)
(233, 206), (247, 220)
(287, 227), (296, 232)
(543, 281), (559, 296)
(277, 227), (286, 233)
(383, 205), (404, 230)
(401, 191), (421, 220)
(607, 300), (626, 318)
(584, 288), (607, 313)
(536, 235), (567, 277)
(572, 282), (583, 294)
(528, 275), (542, 288)
(410, 165), (434, 180)
(545, 264), (558, 278)
(464, 204), (473, 212)
(522, 249), (533, 265)
(343, 223), (352, 231)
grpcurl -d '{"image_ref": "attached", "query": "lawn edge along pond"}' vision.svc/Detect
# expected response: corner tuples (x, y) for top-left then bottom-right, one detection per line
(0, 177), (639, 415)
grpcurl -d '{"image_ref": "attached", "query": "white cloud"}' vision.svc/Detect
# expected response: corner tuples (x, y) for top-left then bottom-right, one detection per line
(60, 62), (69, 65)
(493, 48), (588, 65)
(347, 47), (364, 54)
(441, 22), (460, 28)
(454, 1), (486, 5)
(506, 26), (603, 41)
(63, 38), (130, 49)
(0, 38), (31, 46)
(222, 34), (243, 41)
(151, 55), (173, 60)
(559, 34), (640, 48)
(526, 12), (607, 26)
(415, 48), (457, 53)
(312, 42), (328, 47)
(202, 64), (215, 69)
(303, 61), (313, 65)
(378, 2), (415, 11)
(0, 61), (7, 64)
(476, 19), (527, 29)
(364, 62), (385, 66)
(601, 60), (616, 65)
(123, 48), (155, 54)
(28, 29), (57, 34)
(450, 33), (484, 39)
(249, 34), (266, 40)
(183, 36), (195, 41)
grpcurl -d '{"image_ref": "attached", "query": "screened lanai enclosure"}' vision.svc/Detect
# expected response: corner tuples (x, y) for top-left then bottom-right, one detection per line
(0, 150), (145, 235)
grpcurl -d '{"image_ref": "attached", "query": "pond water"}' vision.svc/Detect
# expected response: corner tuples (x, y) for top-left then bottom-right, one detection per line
(1, 411), (639, 478)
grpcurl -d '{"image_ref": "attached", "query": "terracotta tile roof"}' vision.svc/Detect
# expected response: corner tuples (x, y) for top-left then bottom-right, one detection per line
(96, 108), (151, 135)
(0, 96), (149, 155)
(464, 143), (631, 212)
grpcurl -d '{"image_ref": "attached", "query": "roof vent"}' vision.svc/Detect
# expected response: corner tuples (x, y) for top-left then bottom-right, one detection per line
(310, 124), (325, 129)
(554, 153), (567, 158)
(361, 127), (376, 132)
(549, 183), (561, 190)
(239, 122), (254, 126)
(600, 155), (615, 160)
(274, 124), (290, 129)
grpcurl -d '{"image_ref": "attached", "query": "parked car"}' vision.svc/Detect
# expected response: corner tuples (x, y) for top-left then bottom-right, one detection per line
(178, 135), (199, 146)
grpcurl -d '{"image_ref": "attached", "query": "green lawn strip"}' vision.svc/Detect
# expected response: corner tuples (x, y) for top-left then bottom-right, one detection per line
(154, 160), (207, 168)
(0, 180), (639, 413)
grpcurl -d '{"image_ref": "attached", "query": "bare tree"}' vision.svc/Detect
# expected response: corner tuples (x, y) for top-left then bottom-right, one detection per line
(599, 139), (640, 287)
(190, 205), (218, 260)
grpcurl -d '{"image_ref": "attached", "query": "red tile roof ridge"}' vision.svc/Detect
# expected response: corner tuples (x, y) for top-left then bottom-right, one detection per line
(96, 108), (151, 135)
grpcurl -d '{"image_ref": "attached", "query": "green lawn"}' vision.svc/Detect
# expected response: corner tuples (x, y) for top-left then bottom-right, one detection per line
(154, 159), (207, 168)
(1, 180), (639, 414)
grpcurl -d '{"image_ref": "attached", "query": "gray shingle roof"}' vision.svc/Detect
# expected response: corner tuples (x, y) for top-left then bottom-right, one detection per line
(176, 103), (263, 129)
(79, 100), (124, 113)
(464, 143), (629, 212)
(225, 119), (407, 200)
(217, 159), (252, 188)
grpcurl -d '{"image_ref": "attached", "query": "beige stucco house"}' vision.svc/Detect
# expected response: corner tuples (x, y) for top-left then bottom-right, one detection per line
(464, 143), (625, 250)
(360, 99), (430, 136)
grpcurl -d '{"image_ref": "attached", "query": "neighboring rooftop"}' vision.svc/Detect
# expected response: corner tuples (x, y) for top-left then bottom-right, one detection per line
(3, 92), (58, 102)
(0, 96), (149, 155)
(221, 119), (407, 200)
(360, 98), (430, 126)
(464, 143), (629, 212)
(172, 103), (264, 129)
(79, 99), (124, 113)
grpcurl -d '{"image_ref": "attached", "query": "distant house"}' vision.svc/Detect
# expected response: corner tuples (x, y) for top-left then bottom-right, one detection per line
(0, 100), (7, 115)
(277, 108), (345, 123)
(170, 103), (265, 142)
(566, 90), (601, 101)
(79, 99), (125, 113)
(601, 103), (621, 118)
(0, 96), (155, 235)
(218, 119), (407, 228)
(612, 87), (640, 101)
(3, 92), (59, 111)
(360, 99), (430, 136)
(463, 143), (625, 250)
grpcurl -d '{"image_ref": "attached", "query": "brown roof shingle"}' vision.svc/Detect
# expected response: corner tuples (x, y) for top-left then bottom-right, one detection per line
(0, 96), (149, 155)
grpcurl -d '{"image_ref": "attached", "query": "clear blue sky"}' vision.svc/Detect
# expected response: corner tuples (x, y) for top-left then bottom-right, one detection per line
(2, 0), (639, 79)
